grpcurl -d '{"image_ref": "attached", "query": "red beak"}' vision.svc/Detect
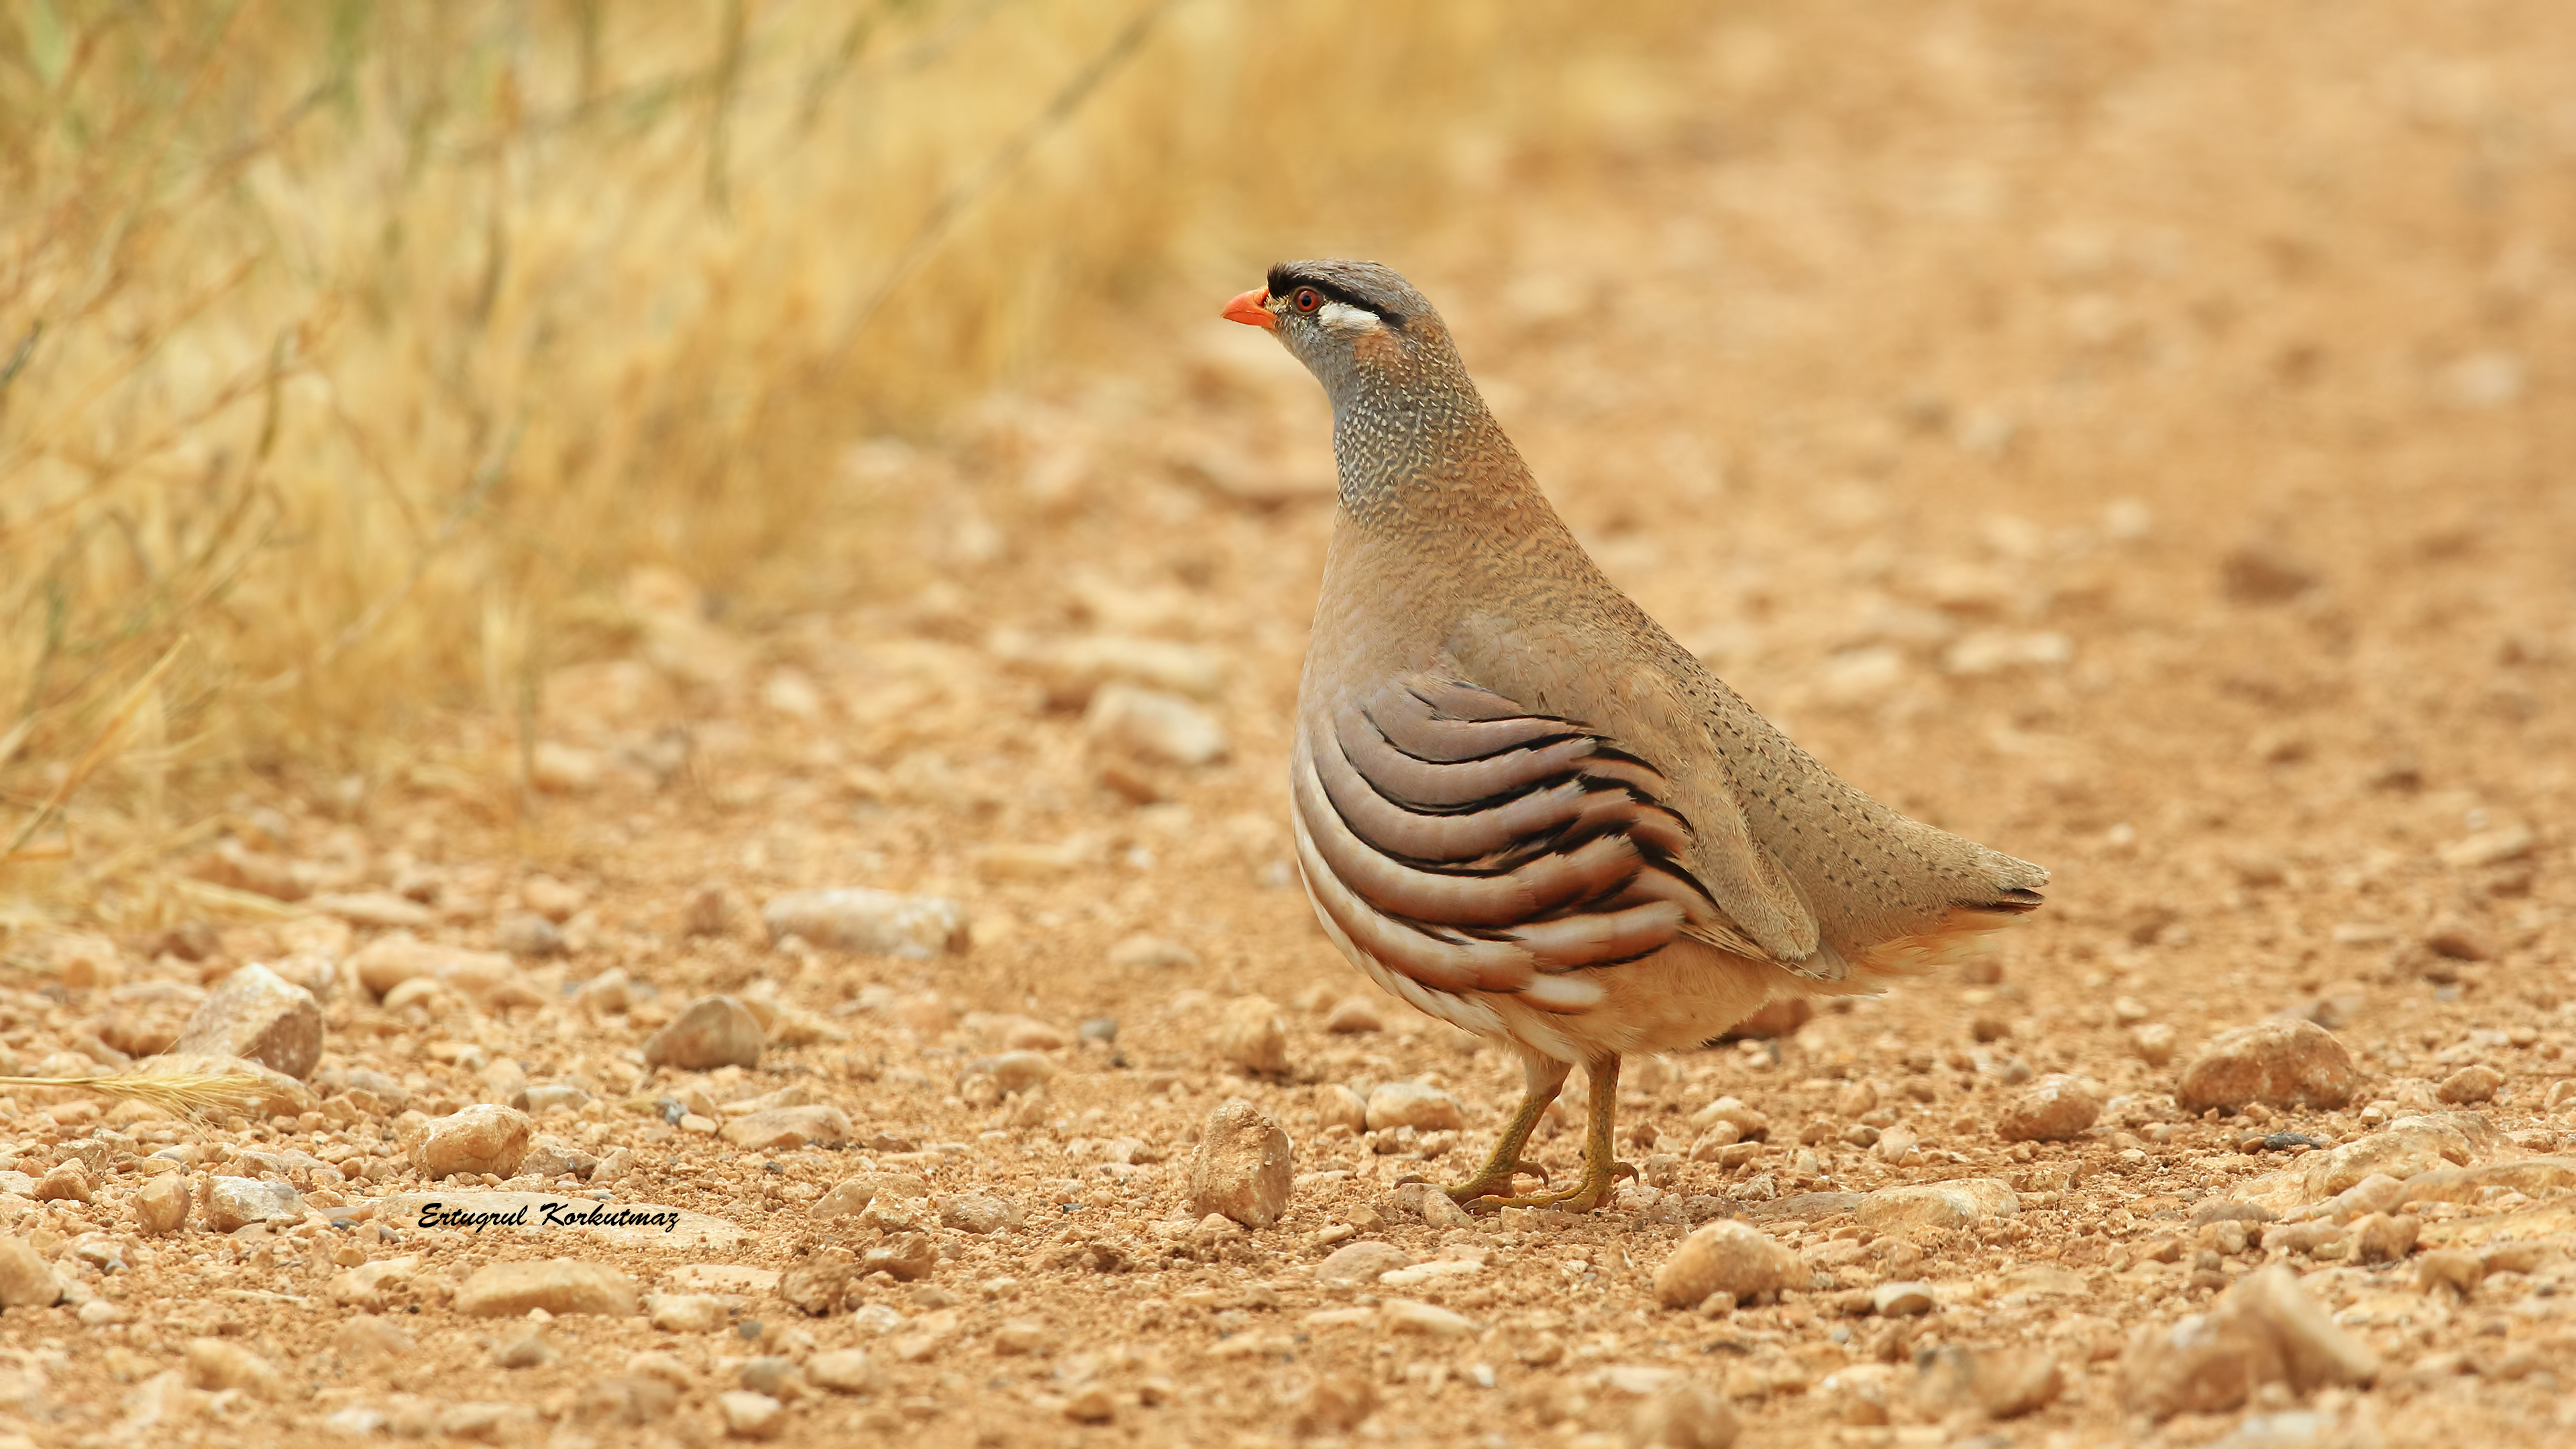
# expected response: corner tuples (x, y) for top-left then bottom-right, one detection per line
(1222, 287), (1277, 331)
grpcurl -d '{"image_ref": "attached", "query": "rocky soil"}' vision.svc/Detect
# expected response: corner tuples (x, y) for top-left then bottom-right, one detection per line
(5, 5), (2576, 1447)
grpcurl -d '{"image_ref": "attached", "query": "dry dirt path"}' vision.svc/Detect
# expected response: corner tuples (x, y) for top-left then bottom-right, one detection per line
(6, 5), (2576, 1447)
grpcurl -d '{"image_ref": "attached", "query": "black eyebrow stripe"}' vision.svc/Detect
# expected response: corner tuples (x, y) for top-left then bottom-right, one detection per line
(1263, 269), (1407, 331)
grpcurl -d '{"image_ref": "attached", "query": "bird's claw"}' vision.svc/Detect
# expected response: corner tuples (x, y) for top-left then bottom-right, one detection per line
(1444, 1158), (1552, 1205)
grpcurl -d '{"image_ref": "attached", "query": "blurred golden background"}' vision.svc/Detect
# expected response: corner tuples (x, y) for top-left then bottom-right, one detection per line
(3, 0), (2570, 941)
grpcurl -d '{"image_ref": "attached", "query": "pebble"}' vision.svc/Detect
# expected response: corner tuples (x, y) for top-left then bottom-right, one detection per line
(34, 1162), (91, 1203)
(170, 963), (324, 1079)
(719, 1106), (851, 1151)
(1106, 934), (1200, 969)
(1688, 1097), (1768, 1138)
(2174, 1019), (2359, 1114)
(1213, 996), (1289, 1075)
(739, 1356), (806, 1399)
(717, 1389), (786, 1439)
(329, 1256), (419, 1311)
(0, 1238), (62, 1307)
(1654, 1221), (1807, 1308)
(186, 1338), (284, 1399)
(1285, 1371), (1378, 1431)
(1317, 1240), (1413, 1284)
(759, 888), (969, 960)
(1853, 1180), (2019, 1234)
(2349, 1212), (2419, 1264)
(2416, 1250), (2484, 1296)
(938, 1194), (1020, 1234)
(131, 1175), (189, 1234)
(579, 1374), (681, 1425)
(350, 934), (517, 1000)
(333, 1316), (417, 1360)
(1315, 1083), (1371, 1132)
(519, 874), (586, 922)
(1625, 1385), (1739, 1448)
(858, 1231), (938, 1281)
(455, 1258), (639, 1318)
(1917, 1344), (2063, 1421)
(991, 1319), (1052, 1355)
(2119, 1264), (2375, 1419)
(523, 1137), (600, 1179)
(1324, 996), (1384, 1034)
(494, 1325), (559, 1368)
(1061, 1383), (1118, 1423)
(1872, 1281), (1935, 1316)
(643, 996), (766, 1070)
(2436, 1064), (2502, 1104)
(1085, 683), (1229, 765)
(412, 1104), (535, 1179)
(1996, 1073), (2104, 1142)
(1382, 1297), (1477, 1336)
(963, 1051), (1055, 1093)
(206, 1176), (304, 1232)
(2300, 1118), (2473, 1199)
(494, 911), (566, 957)
(2133, 1022), (2179, 1067)
(648, 1294), (724, 1333)
(1189, 1098), (1294, 1228)
(808, 1172), (930, 1221)
(805, 1348), (885, 1395)
(1366, 1081), (1465, 1132)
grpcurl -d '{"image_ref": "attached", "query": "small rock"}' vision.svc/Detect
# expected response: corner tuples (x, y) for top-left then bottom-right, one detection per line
(2416, 1250), (2484, 1297)
(333, 1316), (417, 1360)
(963, 1050), (1055, 1093)
(938, 1193), (1020, 1234)
(33, 1162), (91, 1203)
(495, 1324), (558, 1368)
(1106, 934), (1199, 969)
(130, 1175), (189, 1234)
(859, 1231), (938, 1282)
(992, 1319), (1052, 1355)
(2120, 1263), (2375, 1419)
(1654, 1221), (1807, 1308)
(2349, 1213), (2420, 1265)
(761, 888), (969, 960)
(1997, 1074), (2104, 1142)
(2301, 1118), (2475, 1199)
(2132, 1023), (2179, 1067)
(1190, 1097), (1293, 1228)
(186, 1338), (284, 1399)
(329, 1256), (419, 1311)
(455, 1258), (638, 1318)
(1315, 1083), (1370, 1132)
(717, 1389), (786, 1439)
(494, 911), (566, 957)
(642, 996), (765, 1071)
(1078, 1016), (1118, 1044)
(1061, 1383), (1118, 1424)
(206, 1175), (304, 1232)
(578, 1374), (681, 1426)
(170, 963), (324, 1079)
(2436, 1064), (2502, 1105)
(2422, 916), (2493, 962)
(1087, 683), (1228, 765)
(1213, 996), (1289, 1075)
(806, 1348), (884, 1395)
(1366, 1081), (1465, 1132)
(1917, 1344), (2063, 1420)
(1285, 1370), (1379, 1432)
(519, 874), (586, 922)
(720, 1106), (851, 1152)
(648, 1294), (724, 1333)
(2174, 1019), (2360, 1114)
(807, 1172), (930, 1221)
(349, 936), (519, 1002)
(1317, 1240), (1412, 1284)
(522, 1136), (600, 1180)
(1625, 1384), (1739, 1449)
(1324, 996), (1384, 1034)
(411, 1104), (535, 1179)
(739, 1356), (806, 1400)
(2437, 826), (2533, 870)
(1383, 1297), (1477, 1336)
(1688, 1096), (1769, 1138)
(0, 1237), (63, 1306)
(1854, 1180), (2019, 1234)
(1872, 1281), (1935, 1316)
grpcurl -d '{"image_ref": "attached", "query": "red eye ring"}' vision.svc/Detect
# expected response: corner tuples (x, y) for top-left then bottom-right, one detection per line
(1292, 288), (1323, 313)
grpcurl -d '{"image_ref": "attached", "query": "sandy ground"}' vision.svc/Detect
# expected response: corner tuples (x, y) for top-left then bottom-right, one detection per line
(8, 5), (2576, 1446)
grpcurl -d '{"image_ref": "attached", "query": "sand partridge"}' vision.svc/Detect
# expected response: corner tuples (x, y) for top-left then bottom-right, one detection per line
(1223, 260), (2049, 1212)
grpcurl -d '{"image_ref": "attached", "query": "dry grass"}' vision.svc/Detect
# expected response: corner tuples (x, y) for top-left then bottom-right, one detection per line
(0, 0), (1688, 928)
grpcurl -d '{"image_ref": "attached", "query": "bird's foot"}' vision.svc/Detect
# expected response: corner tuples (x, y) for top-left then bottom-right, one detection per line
(1468, 1158), (1638, 1215)
(1444, 1159), (1550, 1207)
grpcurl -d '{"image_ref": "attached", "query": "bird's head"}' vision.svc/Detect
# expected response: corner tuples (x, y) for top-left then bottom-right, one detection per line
(1222, 259), (1454, 407)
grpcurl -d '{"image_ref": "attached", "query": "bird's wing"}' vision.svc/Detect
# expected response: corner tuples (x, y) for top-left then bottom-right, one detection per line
(1291, 672), (1803, 1014)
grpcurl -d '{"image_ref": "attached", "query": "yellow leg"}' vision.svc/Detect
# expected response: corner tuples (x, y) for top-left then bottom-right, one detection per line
(1445, 1053), (1569, 1205)
(1466, 1055), (1638, 1215)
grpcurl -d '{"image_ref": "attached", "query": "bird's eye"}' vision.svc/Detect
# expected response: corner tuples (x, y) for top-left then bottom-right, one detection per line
(1292, 288), (1323, 313)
